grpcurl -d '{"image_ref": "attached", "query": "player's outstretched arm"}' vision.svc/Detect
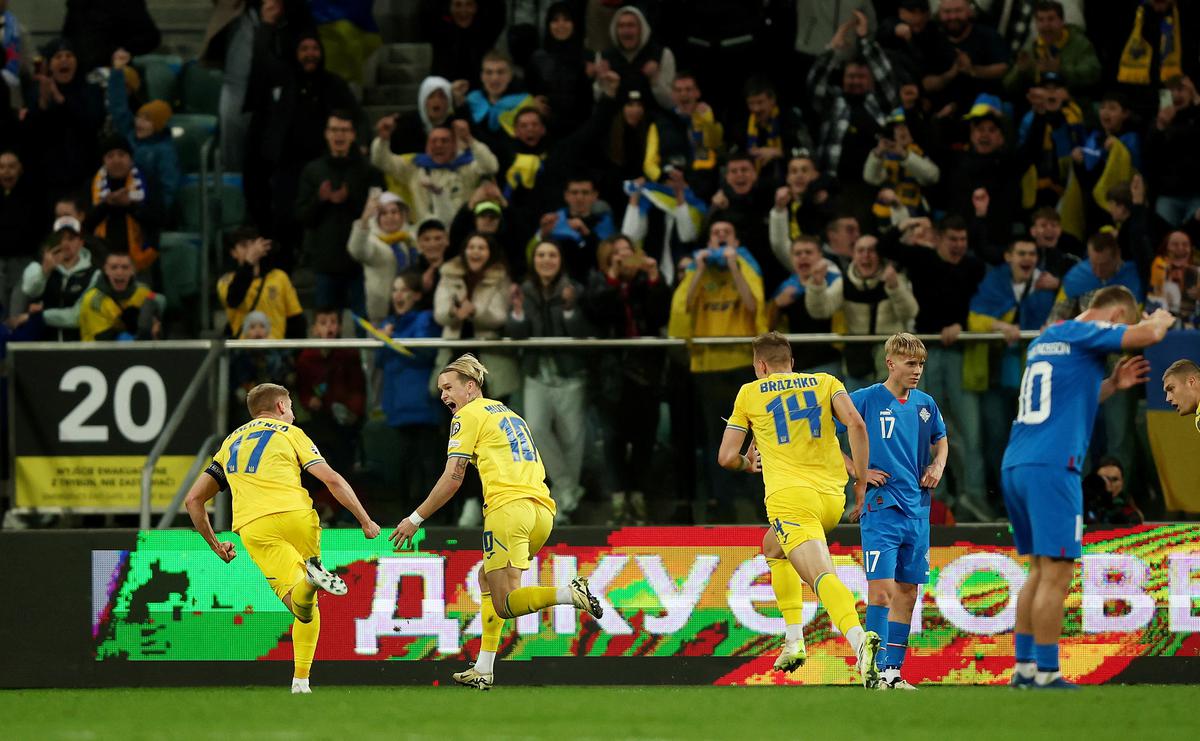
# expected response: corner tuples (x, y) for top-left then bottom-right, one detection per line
(307, 461), (381, 539)
(717, 428), (754, 472)
(832, 392), (870, 520)
(184, 470), (237, 563)
(389, 456), (468, 548)
(1120, 308), (1176, 350)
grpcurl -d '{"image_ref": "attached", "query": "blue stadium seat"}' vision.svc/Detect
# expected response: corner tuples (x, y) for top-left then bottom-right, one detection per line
(133, 54), (183, 105)
(169, 113), (218, 174)
(157, 231), (202, 311)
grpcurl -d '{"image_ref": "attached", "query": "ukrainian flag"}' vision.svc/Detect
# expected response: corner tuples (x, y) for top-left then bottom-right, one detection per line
(1145, 332), (1200, 513)
(311, 0), (382, 85)
(635, 181), (707, 243)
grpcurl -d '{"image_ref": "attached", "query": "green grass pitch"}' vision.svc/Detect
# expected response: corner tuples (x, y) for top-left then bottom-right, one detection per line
(0, 686), (1189, 740)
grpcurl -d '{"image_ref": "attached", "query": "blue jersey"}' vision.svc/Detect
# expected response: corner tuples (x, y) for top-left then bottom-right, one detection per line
(847, 384), (946, 519)
(1002, 320), (1127, 472)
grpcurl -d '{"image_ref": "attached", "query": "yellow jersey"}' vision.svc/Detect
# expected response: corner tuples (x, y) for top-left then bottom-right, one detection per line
(213, 418), (323, 531)
(668, 252), (768, 373)
(448, 397), (555, 516)
(216, 268), (302, 340)
(727, 371), (849, 498)
(1195, 407), (1199, 434)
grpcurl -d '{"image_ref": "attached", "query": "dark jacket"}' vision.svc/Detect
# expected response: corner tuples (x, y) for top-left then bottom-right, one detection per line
(877, 230), (986, 335)
(505, 275), (593, 378)
(423, 0), (505, 86)
(525, 2), (592, 138)
(584, 266), (671, 391)
(108, 71), (181, 211)
(1146, 104), (1200, 198)
(0, 177), (43, 259)
(264, 35), (365, 166)
(942, 147), (1027, 249)
(295, 151), (384, 275)
(62, 0), (160, 72)
(25, 74), (105, 199)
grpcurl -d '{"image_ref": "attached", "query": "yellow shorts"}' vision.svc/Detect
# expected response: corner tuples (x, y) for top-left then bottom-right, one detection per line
(239, 509), (321, 600)
(481, 499), (553, 573)
(766, 486), (846, 556)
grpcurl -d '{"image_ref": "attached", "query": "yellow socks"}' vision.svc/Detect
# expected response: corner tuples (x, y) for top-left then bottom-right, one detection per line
(503, 586), (559, 618)
(815, 571), (861, 637)
(292, 604), (320, 680)
(480, 592), (504, 653)
(767, 557), (805, 627)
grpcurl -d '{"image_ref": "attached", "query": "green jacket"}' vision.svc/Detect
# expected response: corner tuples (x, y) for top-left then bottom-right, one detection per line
(1004, 25), (1101, 93)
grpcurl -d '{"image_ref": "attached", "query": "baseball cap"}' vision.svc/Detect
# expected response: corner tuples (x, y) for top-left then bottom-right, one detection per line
(474, 201), (502, 217)
(53, 216), (82, 234)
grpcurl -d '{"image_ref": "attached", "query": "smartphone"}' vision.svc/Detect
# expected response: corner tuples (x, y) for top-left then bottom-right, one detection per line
(1160, 88), (1175, 111)
(368, 186), (382, 200)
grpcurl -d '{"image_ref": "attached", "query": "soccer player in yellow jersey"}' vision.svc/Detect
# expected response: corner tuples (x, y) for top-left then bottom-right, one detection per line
(718, 332), (883, 687)
(1163, 359), (1200, 433)
(389, 353), (603, 690)
(184, 383), (381, 694)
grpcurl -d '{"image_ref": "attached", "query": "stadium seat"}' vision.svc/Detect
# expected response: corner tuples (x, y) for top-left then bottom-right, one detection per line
(133, 54), (183, 106)
(157, 231), (202, 311)
(175, 179), (207, 233)
(180, 61), (224, 116)
(169, 113), (218, 174)
(217, 174), (246, 231)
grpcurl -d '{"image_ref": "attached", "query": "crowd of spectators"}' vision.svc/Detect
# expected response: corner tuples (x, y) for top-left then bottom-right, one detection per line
(3, 0), (1197, 526)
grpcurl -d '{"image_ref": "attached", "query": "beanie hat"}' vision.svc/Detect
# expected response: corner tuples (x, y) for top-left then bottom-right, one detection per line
(137, 100), (173, 135)
(100, 134), (134, 156)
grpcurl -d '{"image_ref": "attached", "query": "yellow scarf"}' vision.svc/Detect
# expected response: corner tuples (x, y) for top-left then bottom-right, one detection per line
(376, 229), (410, 246)
(1033, 28), (1069, 83)
(505, 152), (544, 190)
(1118, 3), (1182, 85)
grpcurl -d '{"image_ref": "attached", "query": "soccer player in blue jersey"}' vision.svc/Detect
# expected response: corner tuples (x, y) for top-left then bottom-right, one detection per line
(851, 333), (948, 690)
(1004, 287), (1175, 689)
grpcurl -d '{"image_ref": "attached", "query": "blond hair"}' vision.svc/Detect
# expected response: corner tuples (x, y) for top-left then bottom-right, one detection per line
(441, 353), (489, 387)
(246, 383), (290, 417)
(884, 332), (928, 361)
(752, 331), (793, 367)
(1088, 285), (1138, 322)
(1163, 359), (1200, 381)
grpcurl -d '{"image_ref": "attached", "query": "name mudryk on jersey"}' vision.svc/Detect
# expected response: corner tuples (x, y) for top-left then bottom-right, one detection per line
(758, 376), (822, 394)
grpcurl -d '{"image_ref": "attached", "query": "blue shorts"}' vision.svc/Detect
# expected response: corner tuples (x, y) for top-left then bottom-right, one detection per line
(860, 505), (929, 584)
(1001, 465), (1082, 559)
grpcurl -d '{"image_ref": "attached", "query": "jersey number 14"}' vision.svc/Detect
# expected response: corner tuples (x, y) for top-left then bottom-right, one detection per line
(766, 391), (822, 444)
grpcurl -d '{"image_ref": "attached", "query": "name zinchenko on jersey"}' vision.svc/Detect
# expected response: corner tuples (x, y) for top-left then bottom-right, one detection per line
(758, 376), (822, 393)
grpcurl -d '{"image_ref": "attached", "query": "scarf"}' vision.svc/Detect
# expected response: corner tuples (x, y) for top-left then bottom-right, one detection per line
(411, 149), (474, 170)
(879, 144), (928, 208)
(1033, 28), (1070, 84)
(376, 227), (416, 271)
(746, 106), (782, 172)
(1118, 2), (1182, 85)
(505, 152), (545, 193)
(91, 166), (156, 271)
(466, 90), (535, 136)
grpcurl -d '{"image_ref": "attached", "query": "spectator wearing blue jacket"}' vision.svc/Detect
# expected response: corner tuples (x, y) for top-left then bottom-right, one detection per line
(109, 52), (181, 212)
(377, 270), (442, 508)
(966, 239), (1058, 489)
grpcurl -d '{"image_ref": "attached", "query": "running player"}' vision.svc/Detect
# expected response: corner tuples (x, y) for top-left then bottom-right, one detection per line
(849, 333), (947, 690)
(1162, 359), (1200, 432)
(388, 353), (603, 690)
(1004, 288), (1174, 689)
(719, 332), (883, 687)
(185, 383), (381, 693)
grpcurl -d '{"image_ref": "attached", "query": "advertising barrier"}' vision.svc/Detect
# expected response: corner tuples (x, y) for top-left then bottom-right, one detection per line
(10, 344), (214, 512)
(86, 525), (1200, 686)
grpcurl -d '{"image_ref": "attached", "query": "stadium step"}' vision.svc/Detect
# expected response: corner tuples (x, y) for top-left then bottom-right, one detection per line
(385, 43), (433, 68)
(364, 82), (423, 107)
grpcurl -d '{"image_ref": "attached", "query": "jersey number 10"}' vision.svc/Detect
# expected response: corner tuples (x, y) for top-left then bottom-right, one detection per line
(765, 391), (822, 444)
(1016, 361), (1053, 425)
(499, 417), (538, 462)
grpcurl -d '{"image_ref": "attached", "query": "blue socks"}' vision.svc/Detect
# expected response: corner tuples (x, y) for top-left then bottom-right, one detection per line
(865, 604), (889, 669)
(1015, 632), (1035, 664)
(1035, 642), (1060, 673)
(885, 620), (910, 670)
